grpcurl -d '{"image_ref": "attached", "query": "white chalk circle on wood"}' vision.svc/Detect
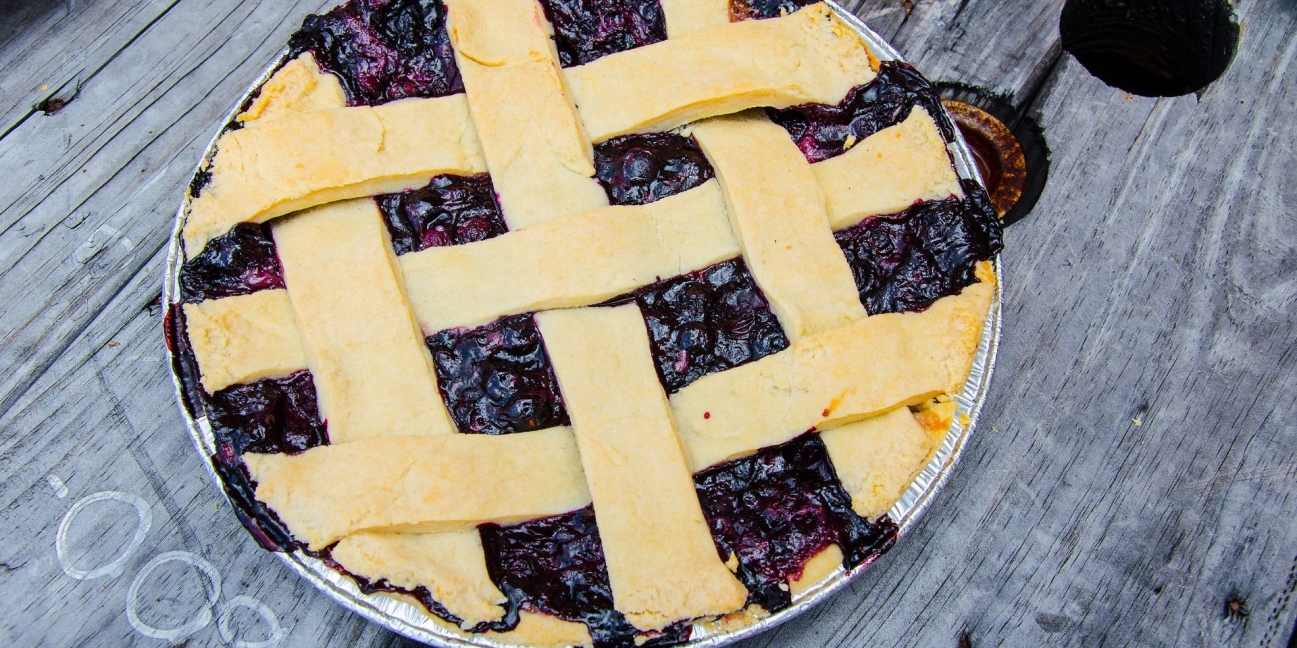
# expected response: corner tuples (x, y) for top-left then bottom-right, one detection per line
(218, 595), (284, 648)
(126, 550), (223, 642)
(56, 490), (153, 580)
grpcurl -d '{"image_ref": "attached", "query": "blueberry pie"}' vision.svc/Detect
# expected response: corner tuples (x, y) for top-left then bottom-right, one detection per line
(166, 0), (1003, 645)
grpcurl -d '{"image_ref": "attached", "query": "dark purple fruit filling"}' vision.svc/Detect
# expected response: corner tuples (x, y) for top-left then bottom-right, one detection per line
(206, 371), (330, 456)
(729, 0), (818, 20)
(593, 133), (715, 206)
(179, 223), (285, 303)
(481, 507), (691, 648)
(290, 0), (462, 106)
(837, 179), (1002, 315)
(769, 61), (957, 164)
(164, 304), (207, 420)
(606, 259), (788, 393)
(426, 314), (570, 435)
(189, 167), (213, 198)
(378, 174), (508, 255)
(311, 544), (510, 631)
(694, 434), (898, 612)
(537, 0), (667, 67)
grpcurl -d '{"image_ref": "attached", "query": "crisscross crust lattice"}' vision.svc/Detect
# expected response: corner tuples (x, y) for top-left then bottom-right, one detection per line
(176, 1), (998, 645)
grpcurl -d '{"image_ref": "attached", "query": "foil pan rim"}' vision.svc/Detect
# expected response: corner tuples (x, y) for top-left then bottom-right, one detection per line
(162, 3), (1004, 645)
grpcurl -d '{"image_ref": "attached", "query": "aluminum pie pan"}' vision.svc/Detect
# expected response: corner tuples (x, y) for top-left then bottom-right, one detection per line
(162, 3), (1003, 646)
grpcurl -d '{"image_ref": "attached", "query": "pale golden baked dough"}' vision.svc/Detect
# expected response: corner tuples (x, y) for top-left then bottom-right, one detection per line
(234, 53), (347, 127)
(185, 96), (486, 251)
(671, 281), (995, 471)
(788, 544), (844, 596)
(692, 112), (866, 342)
(445, 0), (607, 230)
(536, 305), (748, 631)
(332, 530), (508, 627)
(400, 180), (737, 333)
(443, 0), (555, 66)
(493, 612), (594, 648)
(272, 199), (457, 443)
(457, 58), (609, 230)
(245, 427), (592, 549)
(182, 289), (307, 393)
(660, 0), (730, 37)
(819, 406), (943, 520)
(566, 4), (876, 142)
(814, 106), (963, 230)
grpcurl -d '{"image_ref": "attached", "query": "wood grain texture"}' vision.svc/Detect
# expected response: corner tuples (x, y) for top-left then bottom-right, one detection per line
(0, 0), (1294, 646)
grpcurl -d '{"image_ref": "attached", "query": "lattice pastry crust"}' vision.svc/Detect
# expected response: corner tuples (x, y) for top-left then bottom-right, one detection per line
(173, 1), (1003, 646)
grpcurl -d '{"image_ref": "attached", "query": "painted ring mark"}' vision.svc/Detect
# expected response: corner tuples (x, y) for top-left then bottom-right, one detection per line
(126, 550), (223, 641)
(56, 491), (152, 580)
(218, 595), (284, 648)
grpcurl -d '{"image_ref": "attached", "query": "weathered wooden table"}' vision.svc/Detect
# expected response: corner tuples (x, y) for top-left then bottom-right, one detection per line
(1, 0), (1294, 646)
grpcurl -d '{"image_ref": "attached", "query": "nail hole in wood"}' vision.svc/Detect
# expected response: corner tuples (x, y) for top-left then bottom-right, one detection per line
(1059, 0), (1239, 97)
(1224, 594), (1249, 622)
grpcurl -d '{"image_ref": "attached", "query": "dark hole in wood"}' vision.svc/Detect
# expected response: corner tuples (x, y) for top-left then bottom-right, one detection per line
(1059, 0), (1239, 97)
(36, 96), (68, 114)
(936, 84), (1049, 228)
(1224, 594), (1249, 621)
(35, 82), (79, 115)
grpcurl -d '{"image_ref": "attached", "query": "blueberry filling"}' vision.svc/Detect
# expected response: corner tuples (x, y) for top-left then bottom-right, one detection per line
(189, 167), (213, 198)
(837, 179), (1002, 315)
(289, 0), (463, 106)
(481, 507), (692, 648)
(207, 371), (330, 456)
(179, 223), (285, 303)
(593, 132), (715, 206)
(729, 0), (819, 21)
(426, 314), (570, 435)
(768, 61), (957, 164)
(694, 433), (898, 612)
(537, 0), (668, 67)
(605, 258), (789, 393)
(378, 174), (508, 255)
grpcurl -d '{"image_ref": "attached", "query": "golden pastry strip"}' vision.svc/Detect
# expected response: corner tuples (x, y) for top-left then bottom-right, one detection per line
(272, 199), (457, 443)
(671, 282), (994, 471)
(660, 0), (729, 38)
(535, 305), (748, 631)
(692, 113), (866, 342)
(332, 530), (508, 627)
(457, 59), (609, 230)
(445, 0), (607, 230)
(442, 0), (555, 66)
(566, 4), (876, 142)
(184, 95), (486, 251)
(400, 180), (738, 333)
(819, 406), (943, 520)
(183, 289), (308, 394)
(244, 427), (592, 550)
(814, 106), (963, 230)
(234, 53), (347, 127)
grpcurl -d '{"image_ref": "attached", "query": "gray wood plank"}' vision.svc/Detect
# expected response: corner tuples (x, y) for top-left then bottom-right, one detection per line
(0, 0), (331, 425)
(0, 0), (1294, 646)
(0, 0), (179, 140)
